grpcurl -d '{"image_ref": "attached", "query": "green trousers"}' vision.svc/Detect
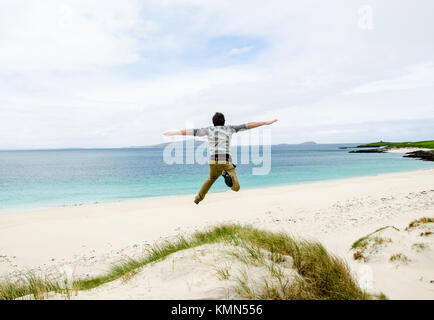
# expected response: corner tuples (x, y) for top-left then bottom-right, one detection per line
(196, 162), (240, 202)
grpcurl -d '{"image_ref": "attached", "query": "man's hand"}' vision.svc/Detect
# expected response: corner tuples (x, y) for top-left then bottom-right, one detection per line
(247, 119), (278, 129)
(265, 119), (278, 125)
(163, 131), (177, 136)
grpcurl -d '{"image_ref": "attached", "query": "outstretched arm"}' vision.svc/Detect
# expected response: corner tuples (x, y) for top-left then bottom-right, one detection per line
(163, 129), (189, 136)
(247, 119), (278, 129)
(163, 127), (209, 137)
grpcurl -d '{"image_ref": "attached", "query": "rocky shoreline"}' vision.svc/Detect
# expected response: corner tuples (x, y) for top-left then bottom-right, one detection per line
(349, 149), (385, 153)
(339, 145), (382, 150)
(345, 146), (434, 161)
(403, 150), (434, 161)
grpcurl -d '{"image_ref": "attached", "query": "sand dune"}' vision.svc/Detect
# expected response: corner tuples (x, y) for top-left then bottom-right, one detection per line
(21, 242), (298, 300)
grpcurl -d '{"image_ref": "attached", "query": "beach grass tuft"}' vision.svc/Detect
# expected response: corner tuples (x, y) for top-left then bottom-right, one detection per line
(353, 250), (368, 262)
(351, 226), (398, 250)
(370, 292), (388, 300)
(0, 223), (369, 300)
(411, 243), (428, 252)
(419, 231), (432, 237)
(214, 265), (231, 281)
(389, 253), (409, 263)
(0, 271), (79, 300)
(231, 236), (369, 300)
(351, 226), (396, 262)
(405, 217), (434, 231)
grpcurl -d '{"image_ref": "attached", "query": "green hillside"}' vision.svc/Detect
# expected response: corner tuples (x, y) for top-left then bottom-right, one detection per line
(362, 140), (434, 149)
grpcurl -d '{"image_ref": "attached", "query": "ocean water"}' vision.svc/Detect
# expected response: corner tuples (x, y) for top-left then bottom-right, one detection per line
(1, 144), (433, 212)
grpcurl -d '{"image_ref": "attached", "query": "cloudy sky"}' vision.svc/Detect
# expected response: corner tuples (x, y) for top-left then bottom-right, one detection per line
(0, 0), (433, 149)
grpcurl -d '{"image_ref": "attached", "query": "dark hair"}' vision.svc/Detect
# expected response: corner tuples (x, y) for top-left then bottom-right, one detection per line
(212, 112), (225, 126)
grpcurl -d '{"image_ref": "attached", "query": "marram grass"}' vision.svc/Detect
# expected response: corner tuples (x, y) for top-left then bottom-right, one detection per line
(1, 224), (371, 300)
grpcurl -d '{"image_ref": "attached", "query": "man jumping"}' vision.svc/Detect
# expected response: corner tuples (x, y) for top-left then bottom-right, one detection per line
(163, 113), (278, 204)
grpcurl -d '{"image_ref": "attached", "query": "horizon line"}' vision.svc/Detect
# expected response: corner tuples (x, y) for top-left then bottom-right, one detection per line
(0, 141), (368, 152)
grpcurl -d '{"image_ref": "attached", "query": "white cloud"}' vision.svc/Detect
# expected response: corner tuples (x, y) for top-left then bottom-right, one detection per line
(228, 46), (254, 56)
(0, 0), (148, 72)
(75, 66), (268, 105)
(1, 1), (434, 148)
(343, 62), (434, 94)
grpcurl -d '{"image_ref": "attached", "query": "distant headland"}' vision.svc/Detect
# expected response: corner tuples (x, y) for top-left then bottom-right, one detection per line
(345, 140), (434, 161)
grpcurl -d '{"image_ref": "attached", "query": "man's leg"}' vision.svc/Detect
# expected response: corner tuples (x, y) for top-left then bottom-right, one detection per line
(195, 164), (221, 203)
(224, 163), (240, 192)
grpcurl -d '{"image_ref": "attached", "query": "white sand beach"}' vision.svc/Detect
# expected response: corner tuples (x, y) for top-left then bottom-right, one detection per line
(385, 148), (433, 153)
(1, 169), (434, 300)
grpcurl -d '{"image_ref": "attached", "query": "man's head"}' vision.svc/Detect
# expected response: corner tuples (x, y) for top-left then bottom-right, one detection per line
(212, 112), (225, 126)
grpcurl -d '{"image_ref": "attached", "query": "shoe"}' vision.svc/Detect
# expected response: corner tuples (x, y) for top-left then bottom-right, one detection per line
(194, 195), (200, 204)
(221, 170), (233, 187)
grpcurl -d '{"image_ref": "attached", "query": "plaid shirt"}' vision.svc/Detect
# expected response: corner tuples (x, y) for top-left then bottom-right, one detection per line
(188, 124), (249, 157)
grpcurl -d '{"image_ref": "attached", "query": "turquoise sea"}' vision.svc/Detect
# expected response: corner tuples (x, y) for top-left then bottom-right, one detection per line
(1, 143), (433, 212)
